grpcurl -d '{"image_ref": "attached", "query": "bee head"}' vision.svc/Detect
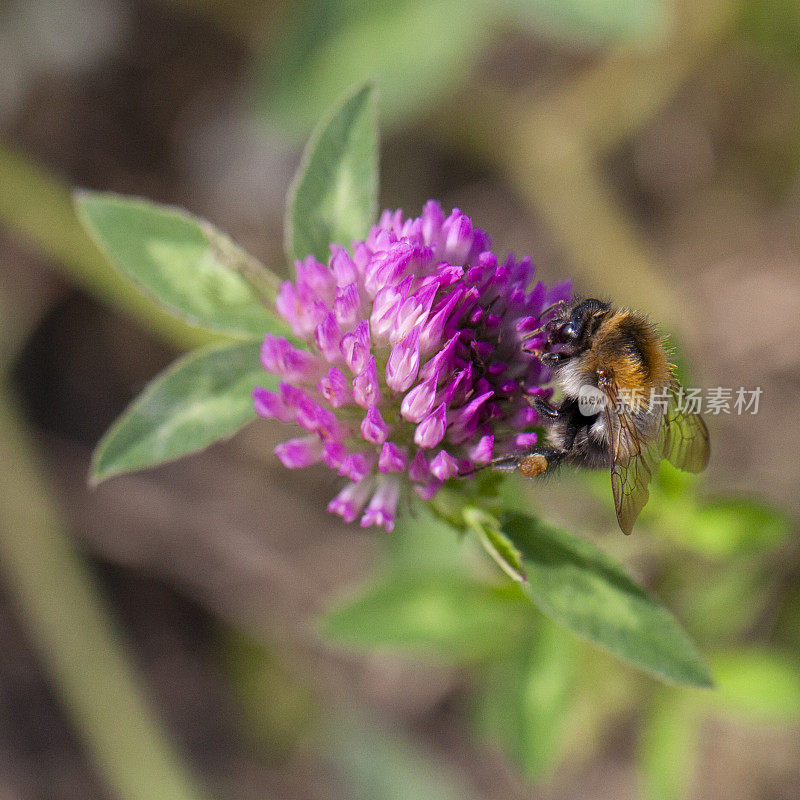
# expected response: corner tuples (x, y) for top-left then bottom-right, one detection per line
(546, 298), (611, 354)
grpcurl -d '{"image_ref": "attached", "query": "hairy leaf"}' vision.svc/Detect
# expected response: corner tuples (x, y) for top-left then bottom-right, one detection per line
(502, 513), (714, 687)
(92, 340), (270, 482)
(76, 191), (283, 337)
(285, 82), (378, 264)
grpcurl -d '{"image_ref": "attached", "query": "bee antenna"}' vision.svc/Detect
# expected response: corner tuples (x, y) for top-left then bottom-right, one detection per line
(521, 300), (567, 343)
(520, 326), (546, 342)
(539, 299), (567, 319)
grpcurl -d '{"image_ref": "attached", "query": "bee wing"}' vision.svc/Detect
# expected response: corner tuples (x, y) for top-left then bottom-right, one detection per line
(600, 383), (660, 535)
(659, 383), (710, 473)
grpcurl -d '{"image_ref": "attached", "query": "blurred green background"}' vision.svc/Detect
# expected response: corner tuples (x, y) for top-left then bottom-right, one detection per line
(1, 0), (800, 799)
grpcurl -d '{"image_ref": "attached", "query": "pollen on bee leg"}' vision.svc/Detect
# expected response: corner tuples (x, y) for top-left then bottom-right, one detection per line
(519, 453), (548, 477)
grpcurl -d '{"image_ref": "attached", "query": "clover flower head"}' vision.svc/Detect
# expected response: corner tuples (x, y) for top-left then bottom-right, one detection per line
(254, 201), (572, 531)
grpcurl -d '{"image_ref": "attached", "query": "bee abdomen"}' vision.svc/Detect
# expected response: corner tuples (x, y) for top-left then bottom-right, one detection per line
(594, 311), (670, 396)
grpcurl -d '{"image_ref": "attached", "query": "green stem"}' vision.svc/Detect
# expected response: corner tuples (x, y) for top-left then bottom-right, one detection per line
(0, 144), (218, 351)
(0, 390), (210, 800)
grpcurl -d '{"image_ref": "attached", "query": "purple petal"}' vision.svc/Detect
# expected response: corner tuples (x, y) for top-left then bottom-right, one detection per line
(430, 450), (459, 481)
(386, 328), (420, 393)
(274, 437), (322, 469)
(330, 248), (359, 286)
(360, 478), (401, 532)
(409, 449), (430, 482)
(253, 387), (294, 422)
(340, 320), (370, 374)
(414, 480), (443, 500)
(421, 200), (445, 245)
(365, 242), (414, 296)
(341, 452), (374, 482)
(400, 375), (438, 423)
(296, 255), (335, 303)
(314, 308), (343, 362)
(328, 479), (373, 523)
(414, 403), (447, 448)
(261, 335), (322, 383)
(448, 391), (494, 429)
(378, 442), (407, 473)
(361, 405), (388, 444)
(353, 355), (381, 408)
(322, 440), (347, 470)
(317, 366), (353, 408)
(419, 287), (464, 354)
(468, 434), (494, 464)
(334, 283), (361, 328)
(393, 281), (438, 343)
(370, 274), (413, 343)
(513, 405), (538, 429)
(443, 212), (474, 264)
(296, 396), (343, 439)
(419, 333), (459, 381)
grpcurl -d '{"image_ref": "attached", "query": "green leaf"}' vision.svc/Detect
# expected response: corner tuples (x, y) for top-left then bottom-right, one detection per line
(710, 648), (800, 723)
(501, 513), (714, 687)
(285, 82), (378, 264)
(256, 0), (666, 136)
(682, 498), (790, 558)
(464, 506), (527, 583)
(257, 1), (490, 136)
(638, 693), (699, 800)
(505, 0), (668, 43)
(645, 469), (791, 557)
(321, 574), (527, 663)
(476, 619), (578, 778)
(683, 563), (767, 643)
(92, 340), (270, 482)
(75, 191), (284, 337)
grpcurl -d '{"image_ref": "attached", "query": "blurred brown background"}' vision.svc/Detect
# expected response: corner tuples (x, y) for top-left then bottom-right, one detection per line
(1, 0), (799, 799)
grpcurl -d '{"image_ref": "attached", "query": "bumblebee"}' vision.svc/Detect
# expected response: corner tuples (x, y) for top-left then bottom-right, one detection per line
(491, 298), (710, 534)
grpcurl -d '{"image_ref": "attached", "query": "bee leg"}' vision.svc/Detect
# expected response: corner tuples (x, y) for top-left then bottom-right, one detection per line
(487, 448), (565, 478)
(538, 351), (571, 369)
(518, 448), (565, 478)
(525, 395), (560, 419)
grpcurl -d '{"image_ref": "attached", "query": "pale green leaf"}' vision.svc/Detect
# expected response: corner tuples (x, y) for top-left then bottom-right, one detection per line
(92, 340), (270, 482)
(257, 0), (666, 136)
(476, 619), (578, 778)
(258, 1), (489, 136)
(285, 82), (378, 264)
(681, 498), (790, 557)
(321, 574), (527, 663)
(505, 0), (668, 43)
(502, 513), (714, 687)
(638, 694), (699, 800)
(76, 191), (284, 337)
(711, 648), (800, 723)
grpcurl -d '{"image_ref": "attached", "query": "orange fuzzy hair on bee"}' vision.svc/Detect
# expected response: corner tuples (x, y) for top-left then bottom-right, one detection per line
(585, 309), (672, 408)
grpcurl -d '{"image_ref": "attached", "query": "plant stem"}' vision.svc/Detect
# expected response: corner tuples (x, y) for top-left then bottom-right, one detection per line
(0, 389), (211, 800)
